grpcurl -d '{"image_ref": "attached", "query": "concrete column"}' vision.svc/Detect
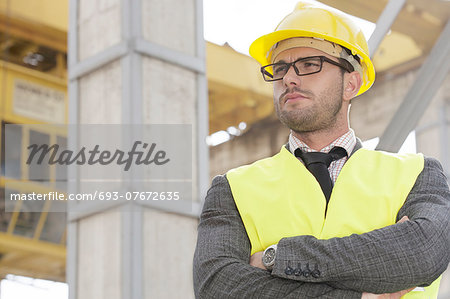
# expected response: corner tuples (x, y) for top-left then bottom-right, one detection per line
(67, 0), (207, 298)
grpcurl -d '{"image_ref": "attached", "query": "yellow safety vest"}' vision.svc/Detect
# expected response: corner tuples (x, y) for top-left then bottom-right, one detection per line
(227, 147), (441, 299)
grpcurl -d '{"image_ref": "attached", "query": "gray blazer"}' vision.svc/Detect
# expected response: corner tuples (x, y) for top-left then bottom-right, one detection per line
(193, 145), (450, 298)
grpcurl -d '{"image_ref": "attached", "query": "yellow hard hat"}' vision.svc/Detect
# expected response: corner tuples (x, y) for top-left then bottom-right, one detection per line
(249, 2), (375, 96)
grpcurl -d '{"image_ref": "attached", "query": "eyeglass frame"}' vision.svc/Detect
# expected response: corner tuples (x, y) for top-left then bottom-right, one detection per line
(260, 55), (354, 82)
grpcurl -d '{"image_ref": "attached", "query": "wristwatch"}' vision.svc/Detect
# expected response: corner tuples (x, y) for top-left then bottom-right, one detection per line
(262, 244), (277, 271)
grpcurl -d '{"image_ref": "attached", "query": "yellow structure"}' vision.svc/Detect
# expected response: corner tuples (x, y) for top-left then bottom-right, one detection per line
(206, 42), (273, 134)
(0, 0), (68, 282)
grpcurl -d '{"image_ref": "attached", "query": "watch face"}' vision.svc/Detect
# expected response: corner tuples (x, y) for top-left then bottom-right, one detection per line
(263, 248), (276, 265)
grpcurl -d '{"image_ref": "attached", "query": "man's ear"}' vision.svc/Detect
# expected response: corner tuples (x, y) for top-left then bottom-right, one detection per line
(343, 71), (362, 102)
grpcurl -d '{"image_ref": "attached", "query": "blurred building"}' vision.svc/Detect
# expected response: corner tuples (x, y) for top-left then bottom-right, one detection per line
(0, 0), (449, 298)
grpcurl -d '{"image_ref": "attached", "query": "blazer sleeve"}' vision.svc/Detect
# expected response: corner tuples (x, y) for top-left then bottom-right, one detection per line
(193, 175), (362, 299)
(271, 157), (450, 294)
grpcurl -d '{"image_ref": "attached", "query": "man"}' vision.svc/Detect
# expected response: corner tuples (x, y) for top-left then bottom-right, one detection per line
(193, 2), (450, 298)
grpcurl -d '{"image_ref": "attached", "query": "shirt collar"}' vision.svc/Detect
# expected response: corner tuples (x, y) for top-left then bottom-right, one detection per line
(288, 129), (356, 156)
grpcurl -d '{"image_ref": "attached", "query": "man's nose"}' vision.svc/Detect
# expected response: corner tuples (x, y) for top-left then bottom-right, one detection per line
(282, 65), (301, 86)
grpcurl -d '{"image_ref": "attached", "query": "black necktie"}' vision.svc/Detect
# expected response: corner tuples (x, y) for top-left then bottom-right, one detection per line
(294, 146), (347, 203)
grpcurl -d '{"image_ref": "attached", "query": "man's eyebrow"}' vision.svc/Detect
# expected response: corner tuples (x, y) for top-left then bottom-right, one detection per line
(274, 57), (307, 64)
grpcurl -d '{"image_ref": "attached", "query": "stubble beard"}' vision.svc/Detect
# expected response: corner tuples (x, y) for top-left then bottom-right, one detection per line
(274, 79), (344, 134)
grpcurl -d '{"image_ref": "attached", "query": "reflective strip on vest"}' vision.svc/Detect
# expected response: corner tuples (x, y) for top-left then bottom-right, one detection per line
(227, 147), (440, 298)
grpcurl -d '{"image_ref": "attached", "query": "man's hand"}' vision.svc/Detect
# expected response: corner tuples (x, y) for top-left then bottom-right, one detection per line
(397, 216), (409, 223)
(362, 288), (414, 299)
(249, 251), (267, 270)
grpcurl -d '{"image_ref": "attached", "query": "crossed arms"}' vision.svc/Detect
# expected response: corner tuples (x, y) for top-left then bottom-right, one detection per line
(193, 158), (450, 298)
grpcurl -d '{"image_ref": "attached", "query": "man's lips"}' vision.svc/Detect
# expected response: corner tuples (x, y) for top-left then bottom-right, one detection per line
(283, 93), (309, 104)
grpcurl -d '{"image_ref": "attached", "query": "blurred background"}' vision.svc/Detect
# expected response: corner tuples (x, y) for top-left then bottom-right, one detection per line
(0, 0), (449, 298)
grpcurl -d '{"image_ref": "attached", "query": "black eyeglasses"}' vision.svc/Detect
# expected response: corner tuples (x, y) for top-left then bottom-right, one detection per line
(260, 56), (353, 82)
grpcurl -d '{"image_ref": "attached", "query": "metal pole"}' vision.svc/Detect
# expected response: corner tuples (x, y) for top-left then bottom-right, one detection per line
(368, 0), (406, 58)
(376, 20), (450, 152)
